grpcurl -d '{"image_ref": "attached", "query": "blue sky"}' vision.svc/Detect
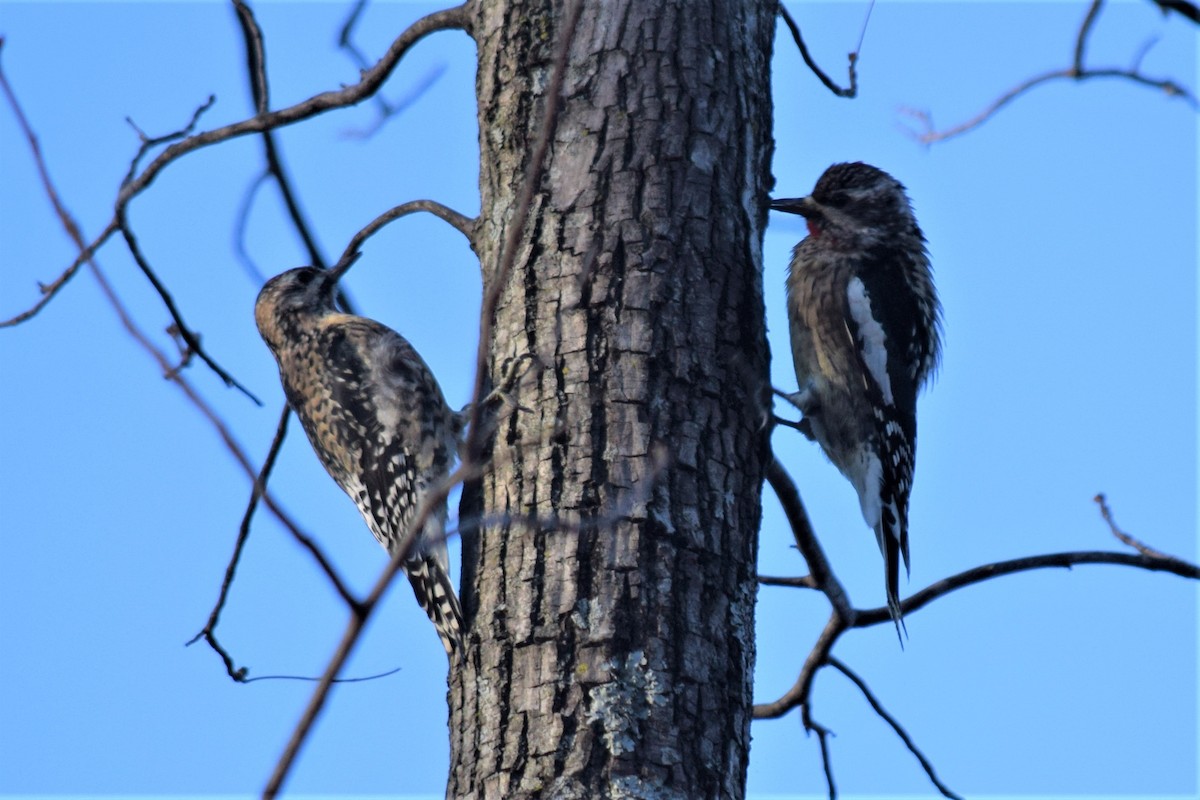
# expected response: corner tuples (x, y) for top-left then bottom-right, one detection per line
(0, 1), (1195, 797)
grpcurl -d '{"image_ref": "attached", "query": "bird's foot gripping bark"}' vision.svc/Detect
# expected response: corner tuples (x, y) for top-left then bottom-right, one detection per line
(772, 385), (817, 441)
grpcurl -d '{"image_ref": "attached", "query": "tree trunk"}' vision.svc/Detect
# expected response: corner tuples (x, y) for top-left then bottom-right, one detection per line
(450, 1), (775, 797)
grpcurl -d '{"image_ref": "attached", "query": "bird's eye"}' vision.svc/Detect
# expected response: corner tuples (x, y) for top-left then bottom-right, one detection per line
(825, 191), (850, 208)
(295, 269), (317, 286)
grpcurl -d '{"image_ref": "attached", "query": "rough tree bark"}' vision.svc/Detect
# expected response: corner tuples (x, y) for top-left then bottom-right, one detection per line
(450, 1), (775, 797)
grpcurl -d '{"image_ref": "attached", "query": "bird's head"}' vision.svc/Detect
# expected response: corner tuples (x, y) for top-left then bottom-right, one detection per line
(254, 266), (338, 349)
(771, 162), (918, 248)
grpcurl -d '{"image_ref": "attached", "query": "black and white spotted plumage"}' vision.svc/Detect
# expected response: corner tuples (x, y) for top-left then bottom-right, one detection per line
(254, 266), (463, 657)
(773, 162), (942, 632)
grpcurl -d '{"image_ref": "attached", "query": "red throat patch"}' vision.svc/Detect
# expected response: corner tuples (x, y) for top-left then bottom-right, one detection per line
(806, 219), (821, 238)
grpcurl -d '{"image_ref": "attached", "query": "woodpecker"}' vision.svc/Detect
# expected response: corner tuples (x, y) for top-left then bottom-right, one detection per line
(772, 162), (942, 632)
(254, 266), (463, 657)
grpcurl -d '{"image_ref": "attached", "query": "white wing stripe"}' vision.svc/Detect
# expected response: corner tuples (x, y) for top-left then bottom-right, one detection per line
(846, 276), (894, 405)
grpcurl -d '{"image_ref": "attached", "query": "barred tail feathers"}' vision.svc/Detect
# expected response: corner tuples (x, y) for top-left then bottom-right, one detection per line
(876, 491), (909, 642)
(405, 554), (463, 658)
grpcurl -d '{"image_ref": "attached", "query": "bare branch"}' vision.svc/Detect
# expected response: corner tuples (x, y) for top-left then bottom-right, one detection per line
(266, 492), (364, 609)
(764, 457), (854, 617)
(1130, 34), (1161, 72)
(344, 65), (449, 139)
(889, 548), (1200, 625)
(262, 461), (472, 799)
(187, 404), (364, 681)
(809, 714), (837, 800)
(1094, 492), (1176, 559)
(335, 1), (449, 139)
(757, 574), (818, 589)
(232, 170), (273, 284)
(908, 0), (1197, 145)
(6, 3), (467, 327)
(187, 407), (294, 682)
(1073, 0), (1104, 74)
(1149, 0), (1200, 24)
(776, 3), (858, 98)
(242, 666), (403, 685)
(231, 0), (329, 271)
(4, 54), (256, 402)
(232, 0), (269, 114)
(0, 44), (121, 327)
(829, 658), (963, 800)
(114, 207), (262, 404)
(0, 218), (119, 328)
(115, 4), (470, 212)
(2, 54), (400, 695)
(336, 0), (374, 72)
(757, 449), (1198, 723)
(118, 107), (230, 350)
(329, 199), (478, 282)
(753, 612), (845, 720)
(123, 94), (218, 184)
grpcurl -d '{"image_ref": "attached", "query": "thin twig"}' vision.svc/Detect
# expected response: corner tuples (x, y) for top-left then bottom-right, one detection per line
(186, 407), (297, 681)
(6, 4), (467, 327)
(103, 92), (259, 405)
(1130, 34), (1161, 73)
(1094, 493), (1174, 559)
(829, 658), (963, 800)
(907, 0), (1197, 145)
(343, 65), (448, 139)
(185, 405), (363, 681)
(890, 548), (1200, 623)
(329, 199), (478, 282)
(114, 207), (262, 404)
(232, 170), (272, 284)
(809, 715), (837, 800)
(0, 219), (119, 327)
(231, 0), (329, 271)
(123, 95), (217, 185)
(0, 56), (341, 605)
(758, 454), (1198, 720)
(757, 574), (818, 589)
(754, 612), (844, 720)
(0, 38), (120, 327)
(1149, 0), (1200, 25)
(756, 544), (1200, 719)
(336, 0), (374, 74)
(262, 462), (470, 799)
(776, 3), (858, 98)
(240, 666), (402, 684)
(765, 457), (853, 617)
(114, 4), (470, 210)
(335, 0), (450, 138)
(1073, 0), (1104, 74)
(13, 81), (253, 402)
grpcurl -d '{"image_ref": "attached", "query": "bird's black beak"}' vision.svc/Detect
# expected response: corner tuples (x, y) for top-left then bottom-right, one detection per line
(769, 197), (814, 217)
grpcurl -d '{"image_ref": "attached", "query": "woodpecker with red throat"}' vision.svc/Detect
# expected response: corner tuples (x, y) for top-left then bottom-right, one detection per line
(772, 162), (942, 632)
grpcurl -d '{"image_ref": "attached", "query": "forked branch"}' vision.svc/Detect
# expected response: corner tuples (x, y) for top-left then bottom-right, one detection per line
(906, 0), (1197, 144)
(1, 3), (470, 330)
(776, 2), (863, 98)
(755, 456), (1197, 797)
